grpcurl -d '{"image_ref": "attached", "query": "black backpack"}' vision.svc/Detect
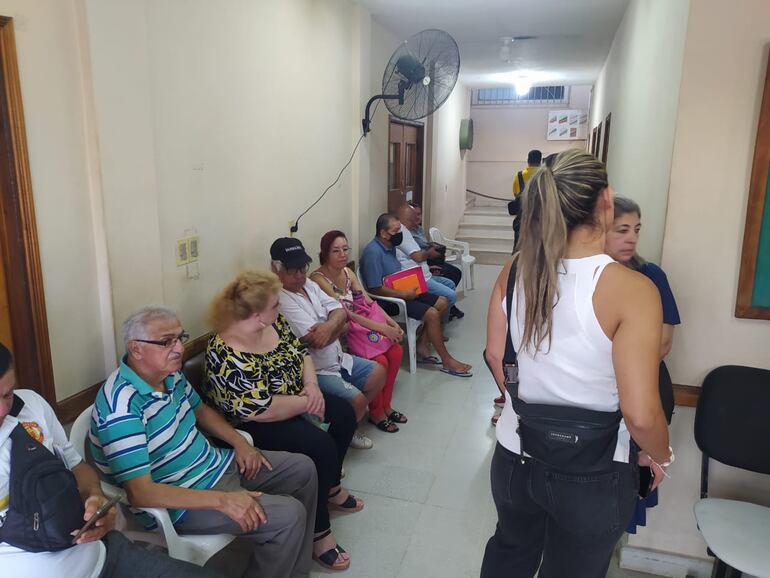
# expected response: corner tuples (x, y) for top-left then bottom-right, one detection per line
(0, 394), (85, 552)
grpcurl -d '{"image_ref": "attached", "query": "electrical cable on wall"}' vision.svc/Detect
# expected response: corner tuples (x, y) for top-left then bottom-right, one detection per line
(289, 28), (460, 235)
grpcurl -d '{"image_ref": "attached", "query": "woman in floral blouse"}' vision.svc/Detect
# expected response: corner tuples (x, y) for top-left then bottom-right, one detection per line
(204, 270), (362, 571)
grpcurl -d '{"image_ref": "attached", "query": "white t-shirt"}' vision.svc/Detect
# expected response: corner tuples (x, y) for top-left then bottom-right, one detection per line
(396, 225), (432, 280)
(0, 389), (106, 577)
(279, 279), (354, 375)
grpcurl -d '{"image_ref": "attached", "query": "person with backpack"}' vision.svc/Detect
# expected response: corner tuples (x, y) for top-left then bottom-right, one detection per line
(0, 341), (225, 577)
(481, 150), (672, 578)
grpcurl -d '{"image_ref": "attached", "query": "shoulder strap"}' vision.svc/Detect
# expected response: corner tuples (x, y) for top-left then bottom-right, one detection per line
(517, 171), (525, 192)
(504, 263), (518, 365)
(10, 393), (24, 418)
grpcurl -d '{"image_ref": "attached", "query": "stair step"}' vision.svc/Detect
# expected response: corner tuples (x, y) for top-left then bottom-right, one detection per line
(459, 214), (513, 227)
(474, 250), (512, 265)
(457, 238), (513, 254)
(458, 224), (513, 236)
(464, 207), (510, 217)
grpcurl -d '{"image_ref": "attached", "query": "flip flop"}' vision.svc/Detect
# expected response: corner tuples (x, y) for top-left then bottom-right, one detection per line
(417, 355), (441, 365)
(387, 410), (408, 424)
(440, 366), (473, 378)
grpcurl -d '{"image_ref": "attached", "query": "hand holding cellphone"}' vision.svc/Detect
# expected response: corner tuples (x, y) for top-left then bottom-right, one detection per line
(71, 494), (121, 544)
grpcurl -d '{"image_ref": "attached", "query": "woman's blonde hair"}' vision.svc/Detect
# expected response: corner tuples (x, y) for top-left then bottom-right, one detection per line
(516, 148), (608, 353)
(208, 270), (282, 333)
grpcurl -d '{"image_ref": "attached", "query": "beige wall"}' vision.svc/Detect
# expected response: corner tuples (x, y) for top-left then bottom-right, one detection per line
(426, 84), (471, 239)
(590, 0), (690, 263)
(467, 86), (590, 203)
(0, 0), (112, 399)
(86, 0), (362, 345)
(624, 0), (770, 565)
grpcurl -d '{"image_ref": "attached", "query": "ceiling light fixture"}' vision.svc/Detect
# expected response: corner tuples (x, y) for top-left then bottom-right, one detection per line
(499, 37), (513, 63)
(514, 75), (532, 96)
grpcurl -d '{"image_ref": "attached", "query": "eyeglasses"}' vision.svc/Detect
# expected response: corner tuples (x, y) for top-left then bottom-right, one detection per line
(134, 331), (190, 348)
(286, 263), (310, 275)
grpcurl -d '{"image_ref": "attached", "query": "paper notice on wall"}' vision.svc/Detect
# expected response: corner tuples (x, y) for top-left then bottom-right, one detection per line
(547, 110), (588, 141)
(406, 190), (413, 202)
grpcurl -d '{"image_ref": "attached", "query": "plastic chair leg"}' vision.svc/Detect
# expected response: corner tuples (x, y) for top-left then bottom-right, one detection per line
(406, 321), (418, 374)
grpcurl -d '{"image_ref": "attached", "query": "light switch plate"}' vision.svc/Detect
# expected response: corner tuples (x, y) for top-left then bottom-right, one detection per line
(188, 236), (199, 262)
(176, 239), (189, 266)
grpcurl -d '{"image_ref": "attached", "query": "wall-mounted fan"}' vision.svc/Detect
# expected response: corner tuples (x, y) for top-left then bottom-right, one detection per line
(292, 29), (460, 234)
(362, 29), (460, 134)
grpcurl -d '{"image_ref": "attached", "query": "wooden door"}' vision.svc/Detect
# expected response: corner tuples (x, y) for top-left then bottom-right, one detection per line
(388, 119), (423, 212)
(0, 17), (55, 405)
(0, 251), (11, 351)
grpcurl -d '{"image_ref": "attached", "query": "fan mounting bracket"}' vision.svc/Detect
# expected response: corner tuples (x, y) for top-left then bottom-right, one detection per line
(362, 88), (406, 135)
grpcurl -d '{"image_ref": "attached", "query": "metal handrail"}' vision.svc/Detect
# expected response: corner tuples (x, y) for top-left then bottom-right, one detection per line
(466, 188), (511, 202)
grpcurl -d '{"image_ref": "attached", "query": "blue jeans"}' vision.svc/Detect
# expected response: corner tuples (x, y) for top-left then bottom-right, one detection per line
(426, 276), (456, 319)
(315, 355), (376, 401)
(481, 443), (637, 578)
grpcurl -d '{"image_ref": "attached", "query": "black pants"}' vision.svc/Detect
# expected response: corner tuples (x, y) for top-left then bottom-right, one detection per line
(238, 393), (356, 534)
(481, 443), (638, 578)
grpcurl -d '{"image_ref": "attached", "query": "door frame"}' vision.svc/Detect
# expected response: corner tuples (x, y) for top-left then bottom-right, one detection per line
(387, 117), (424, 211)
(0, 16), (55, 405)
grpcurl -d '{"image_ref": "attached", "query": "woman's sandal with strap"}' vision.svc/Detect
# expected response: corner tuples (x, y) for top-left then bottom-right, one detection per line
(328, 487), (365, 513)
(369, 417), (399, 433)
(313, 530), (350, 571)
(386, 410), (408, 424)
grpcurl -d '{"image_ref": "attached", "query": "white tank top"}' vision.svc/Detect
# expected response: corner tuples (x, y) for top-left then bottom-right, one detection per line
(495, 254), (631, 463)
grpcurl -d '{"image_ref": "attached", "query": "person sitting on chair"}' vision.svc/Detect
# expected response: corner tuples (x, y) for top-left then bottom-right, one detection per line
(408, 204), (463, 289)
(0, 341), (226, 578)
(89, 307), (317, 578)
(270, 237), (386, 451)
(396, 203), (464, 321)
(310, 230), (407, 433)
(359, 213), (472, 378)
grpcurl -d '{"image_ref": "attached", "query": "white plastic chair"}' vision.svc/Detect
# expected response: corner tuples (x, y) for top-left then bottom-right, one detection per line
(429, 226), (476, 291)
(367, 293), (422, 375)
(70, 404), (253, 566)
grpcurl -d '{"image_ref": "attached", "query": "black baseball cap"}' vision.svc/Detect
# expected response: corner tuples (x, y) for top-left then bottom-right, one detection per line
(270, 237), (312, 269)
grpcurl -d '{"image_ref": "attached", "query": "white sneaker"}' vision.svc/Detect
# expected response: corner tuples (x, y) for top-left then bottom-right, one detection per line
(350, 432), (373, 450)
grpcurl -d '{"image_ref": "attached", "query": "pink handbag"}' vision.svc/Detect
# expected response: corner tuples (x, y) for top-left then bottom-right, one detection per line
(342, 292), (393, 360)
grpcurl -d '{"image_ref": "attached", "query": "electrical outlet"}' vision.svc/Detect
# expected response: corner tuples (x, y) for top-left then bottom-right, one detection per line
(188, 236), (199, 262)
(176, 239), (189, 266)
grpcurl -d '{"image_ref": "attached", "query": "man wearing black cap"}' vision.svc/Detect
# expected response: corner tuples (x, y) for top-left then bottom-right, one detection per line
(270, 238), (385, 450)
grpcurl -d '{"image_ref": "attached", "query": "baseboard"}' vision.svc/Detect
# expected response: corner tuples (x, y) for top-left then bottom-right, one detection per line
(619, 546), (713, 578)
(56, 380), (102, 424)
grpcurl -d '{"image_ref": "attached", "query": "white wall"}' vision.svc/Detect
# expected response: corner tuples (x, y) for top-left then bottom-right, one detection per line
(467, 86), (590, 203)
(0, 0), (111, 399)
(625, 0), (770, 564)
(86, 0), (363, 344)
(590, 0), (690, 263)
(426, 84), (471, 239)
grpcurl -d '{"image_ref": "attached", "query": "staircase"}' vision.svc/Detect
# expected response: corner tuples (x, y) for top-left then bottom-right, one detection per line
(456, 204), (514, 265)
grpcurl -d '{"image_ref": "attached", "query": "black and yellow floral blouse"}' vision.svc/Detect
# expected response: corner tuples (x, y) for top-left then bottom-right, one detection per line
(204, 314), (308, 421)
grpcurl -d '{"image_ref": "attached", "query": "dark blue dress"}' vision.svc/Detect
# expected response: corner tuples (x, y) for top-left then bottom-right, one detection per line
(626, 262), (680, 534)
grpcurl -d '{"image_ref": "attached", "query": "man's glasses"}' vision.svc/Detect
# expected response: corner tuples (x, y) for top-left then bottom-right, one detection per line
(134, 331), (190, 348)
(286, 263), (310, 275)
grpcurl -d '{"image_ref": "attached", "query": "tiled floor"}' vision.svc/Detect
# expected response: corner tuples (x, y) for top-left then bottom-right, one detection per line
(307, 264), (655, 577)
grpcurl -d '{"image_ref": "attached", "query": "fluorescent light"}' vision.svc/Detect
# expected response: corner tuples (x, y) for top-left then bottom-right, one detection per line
(514, 76), (532, 96)
(488, 69), (559, 88)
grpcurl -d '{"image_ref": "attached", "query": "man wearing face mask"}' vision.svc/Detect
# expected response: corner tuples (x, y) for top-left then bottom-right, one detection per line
(360, 213), (472, 377)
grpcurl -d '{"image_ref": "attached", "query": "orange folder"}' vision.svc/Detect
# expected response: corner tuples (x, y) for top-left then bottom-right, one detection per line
(383, 266), (428, 295)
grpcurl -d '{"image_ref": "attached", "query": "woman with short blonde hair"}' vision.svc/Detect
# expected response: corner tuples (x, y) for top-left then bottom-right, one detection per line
(204, 270), (362, 572)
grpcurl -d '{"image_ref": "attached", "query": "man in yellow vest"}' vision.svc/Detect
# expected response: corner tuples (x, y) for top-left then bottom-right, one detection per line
(512, 149), (542, 196)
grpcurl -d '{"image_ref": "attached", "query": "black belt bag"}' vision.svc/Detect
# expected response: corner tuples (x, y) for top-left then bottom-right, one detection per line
(508, 385), (622, 472)
(500, 264), (622, 473)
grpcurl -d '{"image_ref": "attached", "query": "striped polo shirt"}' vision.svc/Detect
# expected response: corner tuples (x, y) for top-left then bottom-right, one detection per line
(89, 358), (233, 528)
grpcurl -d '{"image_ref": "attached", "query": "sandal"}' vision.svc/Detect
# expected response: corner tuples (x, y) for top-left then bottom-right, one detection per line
(328, 487), (365, 513)
(416, 354), (441, 365)
(386, 410), (408, 424)
(369, 417), (399, 433)
(313, 530), (350, 571)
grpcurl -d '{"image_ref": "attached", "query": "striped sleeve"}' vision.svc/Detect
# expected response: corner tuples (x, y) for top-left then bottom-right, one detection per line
(94, 407), (151, 483)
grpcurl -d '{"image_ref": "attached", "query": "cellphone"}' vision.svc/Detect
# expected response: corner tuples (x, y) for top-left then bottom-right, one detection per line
(71, 494), (121, 543)
(638, 466), (654, 498)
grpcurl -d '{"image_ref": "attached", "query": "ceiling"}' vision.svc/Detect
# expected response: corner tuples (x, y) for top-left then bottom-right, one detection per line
(357, 0), (630, 88)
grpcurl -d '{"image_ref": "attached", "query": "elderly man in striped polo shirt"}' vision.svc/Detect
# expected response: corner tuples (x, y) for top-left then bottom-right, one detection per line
(89, 307), (317, 578)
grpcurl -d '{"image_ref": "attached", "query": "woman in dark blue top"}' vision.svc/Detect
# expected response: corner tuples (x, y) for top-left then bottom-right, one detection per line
(605, 195), (681, 534)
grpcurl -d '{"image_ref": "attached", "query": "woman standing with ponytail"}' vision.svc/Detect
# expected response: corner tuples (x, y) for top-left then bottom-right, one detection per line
(481, 150), (672, 578)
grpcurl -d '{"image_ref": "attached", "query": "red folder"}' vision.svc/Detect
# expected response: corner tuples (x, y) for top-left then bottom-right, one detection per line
(383, 266), (428, 295)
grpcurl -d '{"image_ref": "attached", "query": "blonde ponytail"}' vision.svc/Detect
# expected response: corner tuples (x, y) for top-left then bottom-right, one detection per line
(515, 149), (608, 353)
